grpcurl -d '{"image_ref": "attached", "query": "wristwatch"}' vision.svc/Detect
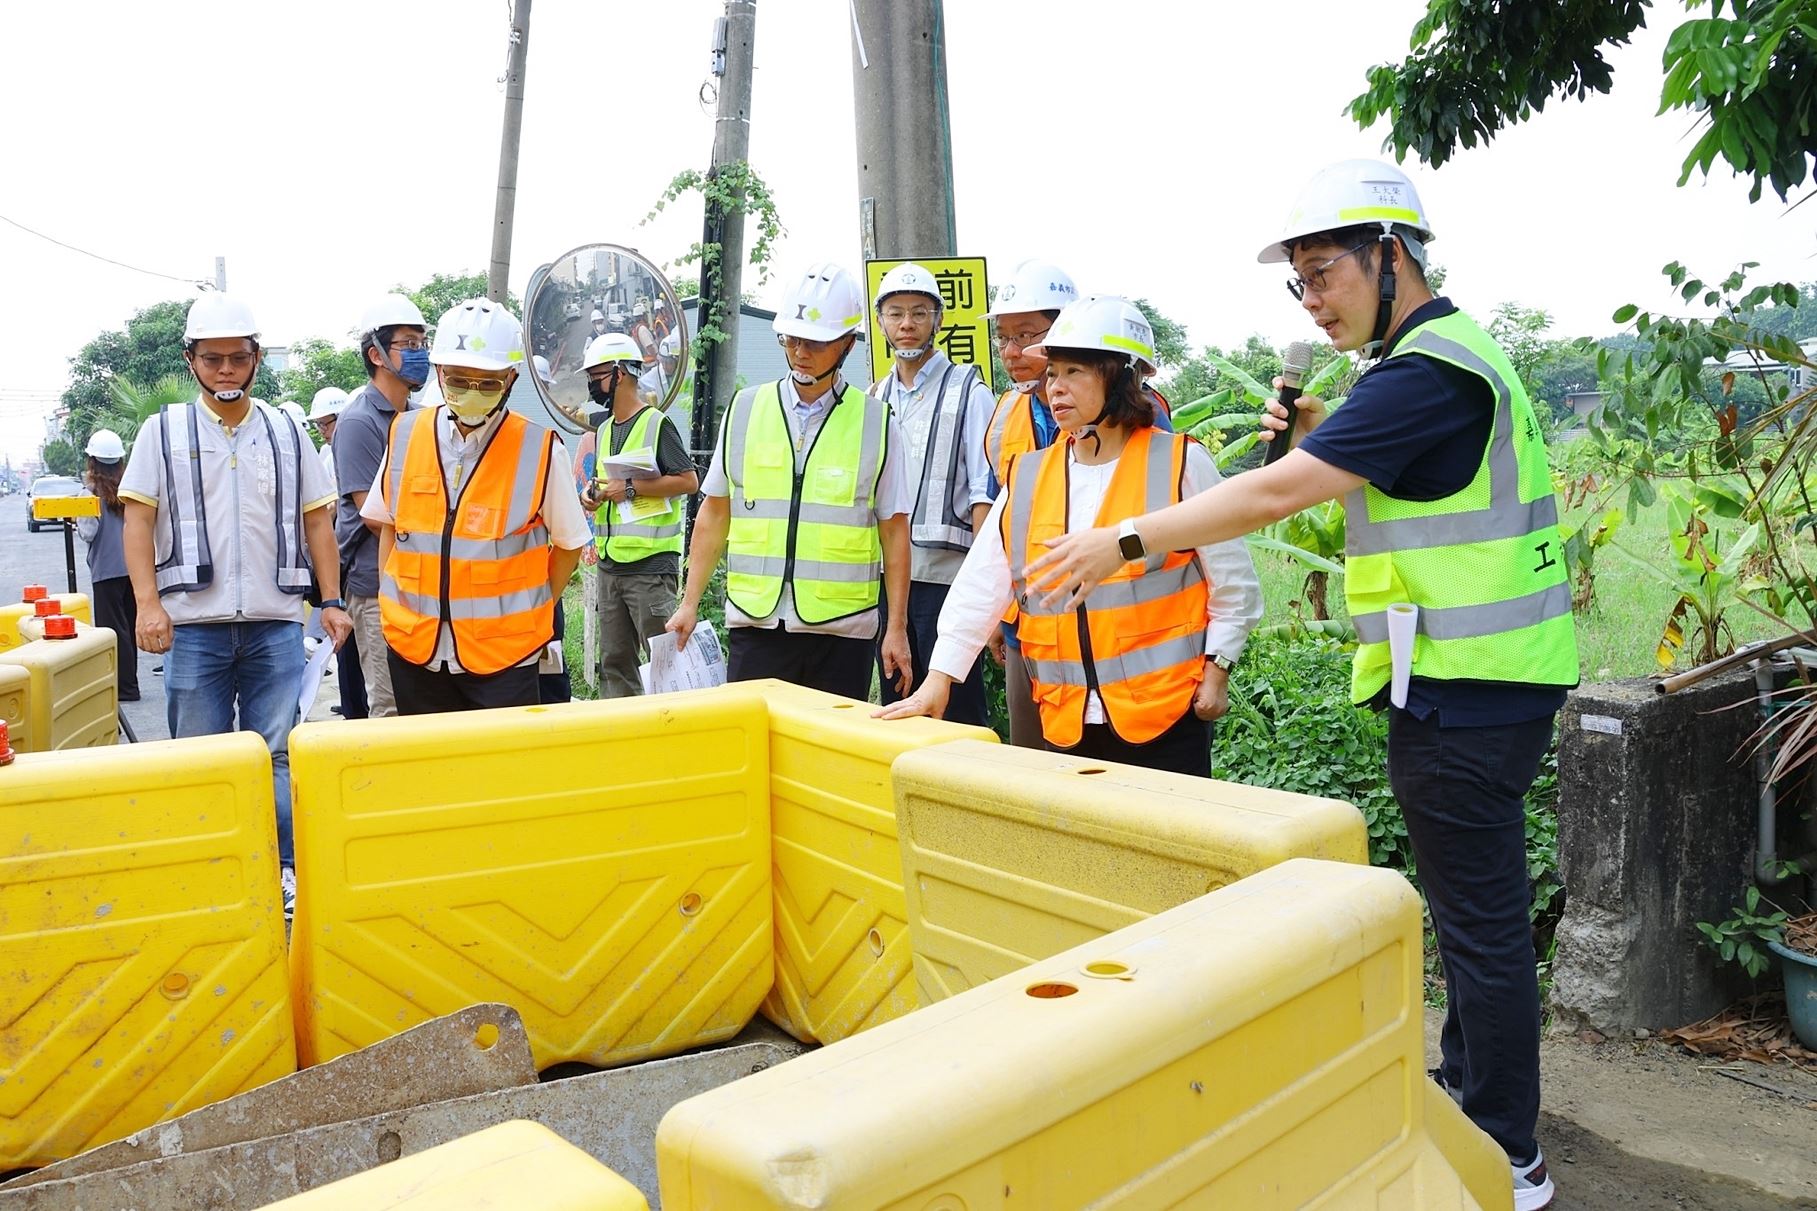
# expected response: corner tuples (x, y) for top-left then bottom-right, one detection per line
(1209, 653), (1236, 673)
(624, 482), (639, 502)
(1117, 517), (1147, 562)
(319, 598), (346, 611)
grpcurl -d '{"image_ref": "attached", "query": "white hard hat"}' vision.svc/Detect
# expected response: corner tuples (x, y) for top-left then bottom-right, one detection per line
(773, 263), (865, 341)
(985, 259), (1078, 318)
(429, 298), (526, 371)
(532, 354), (554, 385)
(590, 308), (605, 322)
(85, 429), (125, 462)
(632, 299), (649, 317)
(278, 401), (309, 427)
(583, 332), (643, 371)
(356, 294), (427, 337)
(1258, 158), (1435, 264)
(874, 263), (943, 312)
(185, 293), (260, 342)
(308, 386), (350, 421)
(1028, 295), (1158, 375)
(659, 329), (681, 359)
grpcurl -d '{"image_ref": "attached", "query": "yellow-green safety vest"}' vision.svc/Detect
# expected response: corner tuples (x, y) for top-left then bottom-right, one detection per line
(595, 406), (684, 563)
(723, 380), (888, 625)
(1343, 309), (1579, 703)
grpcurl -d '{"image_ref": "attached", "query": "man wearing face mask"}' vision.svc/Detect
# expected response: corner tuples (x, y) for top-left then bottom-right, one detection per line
(869, 263), (997, 727)
(361, 299), (590, 713)
(119, 293), (350, 917)
(332, 294), (430, 717)
(667, 262), (913, 699)
(579, 333), (699, 697)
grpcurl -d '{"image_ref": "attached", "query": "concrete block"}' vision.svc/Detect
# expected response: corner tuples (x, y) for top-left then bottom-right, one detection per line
(1550, 671), (1757, 1034)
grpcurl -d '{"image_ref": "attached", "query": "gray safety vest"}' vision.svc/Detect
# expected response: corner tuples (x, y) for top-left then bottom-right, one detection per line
(874, 360), (981, 553)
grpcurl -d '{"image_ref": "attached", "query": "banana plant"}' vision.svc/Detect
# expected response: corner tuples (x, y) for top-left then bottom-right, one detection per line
(1609, 484), (1762, 667)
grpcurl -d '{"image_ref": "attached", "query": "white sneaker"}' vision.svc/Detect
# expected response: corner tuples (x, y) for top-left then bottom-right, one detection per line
(280, 867), (297, 919)
(1512, 1149), (1555, 1210)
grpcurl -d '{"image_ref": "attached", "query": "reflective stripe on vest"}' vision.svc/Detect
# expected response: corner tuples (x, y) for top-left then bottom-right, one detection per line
(1005, 427), (1208, 748)
(876, 361), (980, 553)
(154, 400), (310, 597)
(379, 407), (556, 676)
(1342, 310), (1578, 703)
(595, 406), (684, 562)
(724, 380), (886, 625)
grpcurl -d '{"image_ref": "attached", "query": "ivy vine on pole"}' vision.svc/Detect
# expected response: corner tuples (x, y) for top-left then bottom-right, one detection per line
(643, 161), (785, 354)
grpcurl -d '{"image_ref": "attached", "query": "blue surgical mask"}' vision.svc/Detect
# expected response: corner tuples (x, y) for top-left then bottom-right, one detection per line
(394, 347), (432, 387)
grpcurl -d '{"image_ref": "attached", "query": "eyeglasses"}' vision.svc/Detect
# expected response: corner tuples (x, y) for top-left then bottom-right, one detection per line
(193, 351), (256, 371)
(1286, 244), (1370, 301)
(442, 374), (508, 394)
(993, 328), (1050, 352)
(881, 307), (936, 324)
(385, 336), (428, 352)
(776, 333), (838, 351)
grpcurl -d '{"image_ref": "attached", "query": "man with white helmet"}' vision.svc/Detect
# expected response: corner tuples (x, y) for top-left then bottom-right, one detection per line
(868, 262), (997, 727)
(304, 385), (364, 713)
(332, 294), (430, 717)
(666, 262), (913, 698)
(578, 332), (699, 698)
(629, 299), (658, 365)
(119, 293), (350, 914)
(77, 428), (137, 702)
(307, 386), (350, 479)
(1029, 159), (1573, 1211)
(590, 308), (608, 339)
(360, 299), (591, 714)
(638, 328), (683, 408)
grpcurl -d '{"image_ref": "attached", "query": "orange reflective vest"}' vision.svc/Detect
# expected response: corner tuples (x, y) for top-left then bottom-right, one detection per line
(380, 407), (558, 676)
(986, 385), (1173, 488)
(1004, 426), (1207, 748)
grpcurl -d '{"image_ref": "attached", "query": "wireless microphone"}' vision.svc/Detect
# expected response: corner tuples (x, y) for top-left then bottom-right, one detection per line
(1262, 340), (1316, 466)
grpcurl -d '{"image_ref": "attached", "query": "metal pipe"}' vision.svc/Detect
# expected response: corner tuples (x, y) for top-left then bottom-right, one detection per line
(1755, 657), (1817, 885)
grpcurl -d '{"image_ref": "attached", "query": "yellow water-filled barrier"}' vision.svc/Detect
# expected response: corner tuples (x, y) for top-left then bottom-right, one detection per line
(253, 1120), (649, 1210)
(0, 734), (295, 1168)
(893, 739), (1368, 1003)
(0, 628), (117, 752)
(0, 593), (90, 654)
(290, 692), (773, 1070)
(656, 859), (1511, 1210)
(739, 680), (996, 1045)
(0, 665), (30, 754)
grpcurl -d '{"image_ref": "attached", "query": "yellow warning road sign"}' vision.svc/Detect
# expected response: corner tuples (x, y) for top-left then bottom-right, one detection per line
(865, 257), (991, 388)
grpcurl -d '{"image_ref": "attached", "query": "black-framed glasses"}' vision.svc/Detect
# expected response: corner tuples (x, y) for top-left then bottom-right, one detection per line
(993, 327), (1051, 352)
(1286, 243), (1370, 301)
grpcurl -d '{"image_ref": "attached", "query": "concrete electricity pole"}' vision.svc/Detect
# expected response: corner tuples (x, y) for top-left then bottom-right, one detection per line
(214, 257), (227, 292)
(691, 0), (756, 465)
(487, 0), (533, 305)
(850, 0), (957, 261)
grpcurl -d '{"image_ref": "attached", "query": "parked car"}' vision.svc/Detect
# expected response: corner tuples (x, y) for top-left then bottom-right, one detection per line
(26, 475), (83, 532)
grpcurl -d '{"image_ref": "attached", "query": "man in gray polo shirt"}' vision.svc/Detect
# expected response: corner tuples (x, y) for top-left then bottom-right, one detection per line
(332, 294), (428, 717)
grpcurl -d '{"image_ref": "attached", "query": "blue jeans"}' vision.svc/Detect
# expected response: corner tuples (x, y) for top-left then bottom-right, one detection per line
(166, 620), (304, 867)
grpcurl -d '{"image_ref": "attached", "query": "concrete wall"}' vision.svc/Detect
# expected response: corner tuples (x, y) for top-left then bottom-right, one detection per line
(1549, 671), (1759, 1034)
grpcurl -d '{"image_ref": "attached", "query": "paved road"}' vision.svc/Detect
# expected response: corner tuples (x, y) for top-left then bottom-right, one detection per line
(0, 493), (343, 744)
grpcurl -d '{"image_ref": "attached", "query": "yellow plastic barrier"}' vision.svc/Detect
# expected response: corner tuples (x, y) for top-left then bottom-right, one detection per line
(893, 739), (1367, 1004)
(0, 593), (91, 653)
(30, 495), (101, 521)
(739, 680), (996, 1045)
(656, 859), (1511, 1211)
(0, 627), (117, 752)
(0, 665), (29, 754)
(0, 734), (296, 1168)
(290, 692), (773, 1070)
(254, 1120), (649, 1210)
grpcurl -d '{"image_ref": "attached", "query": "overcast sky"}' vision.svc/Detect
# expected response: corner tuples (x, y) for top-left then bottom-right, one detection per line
(2, 0), (1809, 467)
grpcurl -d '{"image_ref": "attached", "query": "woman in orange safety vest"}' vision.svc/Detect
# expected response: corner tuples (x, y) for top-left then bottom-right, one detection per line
(879, 296), (1260, 776)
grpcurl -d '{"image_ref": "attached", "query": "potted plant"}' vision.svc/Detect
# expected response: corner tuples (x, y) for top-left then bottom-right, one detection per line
(1766, 910), (1817, 1050)
(1698, 888), (1817, 1049)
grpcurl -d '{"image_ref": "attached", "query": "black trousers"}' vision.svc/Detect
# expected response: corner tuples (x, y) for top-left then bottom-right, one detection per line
(1052, 705), (1211, 777)
(387, 650), (541, 715)
(335, 630), (368, 719)
(1388, 706), (1554, 1163)
(728, 624), (873, 700)
(91, 576), (139, 700)
(877, 581), (987, 727)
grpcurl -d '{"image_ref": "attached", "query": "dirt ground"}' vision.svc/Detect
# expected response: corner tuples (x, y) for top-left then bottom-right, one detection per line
(1425, 1009), (1817, 1209)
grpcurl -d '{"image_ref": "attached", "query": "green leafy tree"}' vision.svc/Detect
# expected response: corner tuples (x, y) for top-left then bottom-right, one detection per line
(1350, 0), (1817, 202)
(402, 272), (519, 332)
(39, 438), (82, 477)
(280, 338), (367, 405)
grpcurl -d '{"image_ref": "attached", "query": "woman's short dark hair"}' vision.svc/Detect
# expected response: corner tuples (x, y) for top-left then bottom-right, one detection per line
(1053, 348), (1155, 430)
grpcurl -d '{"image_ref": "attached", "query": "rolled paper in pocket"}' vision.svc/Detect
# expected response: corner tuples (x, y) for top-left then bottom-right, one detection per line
(1387, 602), (1419, 709)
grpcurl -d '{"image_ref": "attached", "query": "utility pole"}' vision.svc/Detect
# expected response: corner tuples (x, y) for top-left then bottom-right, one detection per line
(487, 0), (533, 305)
(214, 257), (227, 291)
(692, 0), (757, 472)
(850, 0), (957, 262)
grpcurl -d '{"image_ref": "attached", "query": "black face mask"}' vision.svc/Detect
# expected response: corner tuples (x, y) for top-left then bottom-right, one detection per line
(586, 371), (616, 406)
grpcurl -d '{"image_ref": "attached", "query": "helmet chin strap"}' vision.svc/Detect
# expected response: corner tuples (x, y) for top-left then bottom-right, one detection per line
(1364, 229), (1399, 360)
(193, 365), (257, 404)
(887, 298), (942, 361)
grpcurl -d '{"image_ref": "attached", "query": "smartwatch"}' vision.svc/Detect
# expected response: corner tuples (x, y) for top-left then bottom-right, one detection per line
(319, 598), (346, 612)
(1117, 517), (1147, 563)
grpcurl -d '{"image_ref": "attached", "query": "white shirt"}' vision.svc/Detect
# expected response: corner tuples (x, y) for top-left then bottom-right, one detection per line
(119, 396), (337, 626)
(873, 351), (997, 586)
(930, 438), (1263, 724)
(361, 406), (591, 673)
(702, 375), (913, 640)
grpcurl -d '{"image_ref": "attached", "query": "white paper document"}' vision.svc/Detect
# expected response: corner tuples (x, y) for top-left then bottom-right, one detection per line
(640, 620), (727, 696)
(298, 639), (334, 719)
(595, 445), (659, 478)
